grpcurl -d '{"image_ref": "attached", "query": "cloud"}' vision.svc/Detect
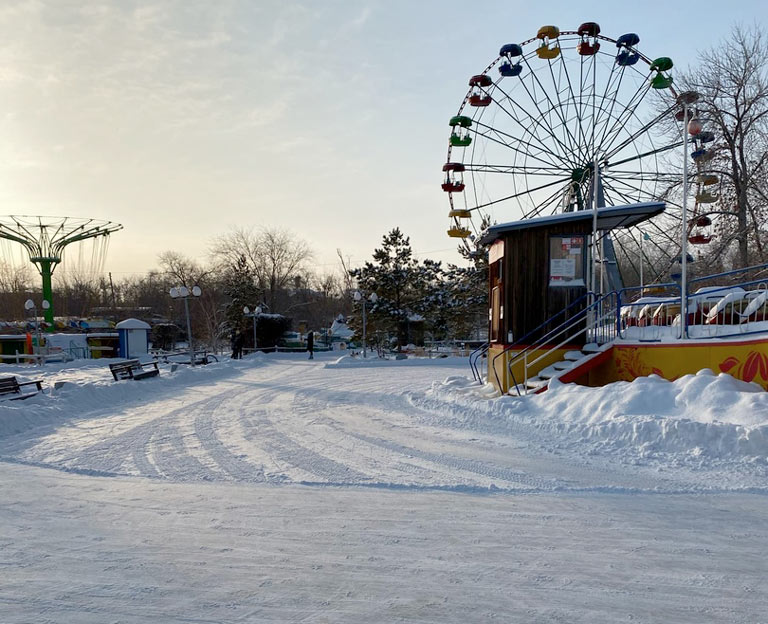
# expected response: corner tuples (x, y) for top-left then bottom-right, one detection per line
(349, 5), (373, 30)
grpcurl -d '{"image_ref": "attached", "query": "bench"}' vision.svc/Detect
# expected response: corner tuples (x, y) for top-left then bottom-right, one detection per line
(0, 376), (44, 400)
(109, 359), (160, 381)
(190, 351), (218, 365)
(156, 350), (218, 366)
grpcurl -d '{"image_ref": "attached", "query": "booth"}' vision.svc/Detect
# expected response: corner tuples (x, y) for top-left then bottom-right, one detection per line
(116, 318), (151, 359)
(479, 202), (666, 392)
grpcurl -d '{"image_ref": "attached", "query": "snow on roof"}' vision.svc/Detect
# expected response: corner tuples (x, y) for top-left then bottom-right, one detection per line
(115, 318), (151, 330)
(479, 202), (666, 245)
(329, 319), (354, 339)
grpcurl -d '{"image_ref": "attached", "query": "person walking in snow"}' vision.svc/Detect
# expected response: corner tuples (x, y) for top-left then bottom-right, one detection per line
(307, 330), (314, 360)
(234, 331), (245, 359)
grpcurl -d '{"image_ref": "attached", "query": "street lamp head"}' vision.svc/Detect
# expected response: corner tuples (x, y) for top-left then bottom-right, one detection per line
(353, 291), (362, 301)
(24, 299), (35, 310)
(255, 306), (262, 315)
(369, 292), (378, 303)
(41, 300), (50, 310)
(243, 306), (250, 315)
(169, 287), (179, 299)
(178, 286), (190, 298)
(191, 285), (202, 297)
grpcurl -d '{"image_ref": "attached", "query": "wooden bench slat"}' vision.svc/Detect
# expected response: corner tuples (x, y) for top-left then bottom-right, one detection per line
(109, 359), (160, 381)
(0, 376), (43, 400)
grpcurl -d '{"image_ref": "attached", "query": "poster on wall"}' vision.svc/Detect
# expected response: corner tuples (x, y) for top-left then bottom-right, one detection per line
(549, 235), (585, 287)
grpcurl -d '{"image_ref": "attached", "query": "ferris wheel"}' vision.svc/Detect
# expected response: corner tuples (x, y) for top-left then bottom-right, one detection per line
(443, 23), (707, 283)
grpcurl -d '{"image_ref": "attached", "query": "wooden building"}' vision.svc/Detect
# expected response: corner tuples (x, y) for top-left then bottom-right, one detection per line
(480, 202), (665, 390)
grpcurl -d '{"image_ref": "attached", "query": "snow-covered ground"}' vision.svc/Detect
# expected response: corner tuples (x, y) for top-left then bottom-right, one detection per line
(1, 352), (767, 622)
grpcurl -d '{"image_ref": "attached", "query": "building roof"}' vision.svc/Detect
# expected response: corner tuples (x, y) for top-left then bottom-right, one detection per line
(478, 201), (666, 246)
(115, 318), (151, 330)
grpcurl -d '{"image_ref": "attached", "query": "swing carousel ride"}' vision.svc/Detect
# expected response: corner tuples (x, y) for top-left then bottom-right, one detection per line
(0, 216), (122, 330)
(443, 23), (768, 393)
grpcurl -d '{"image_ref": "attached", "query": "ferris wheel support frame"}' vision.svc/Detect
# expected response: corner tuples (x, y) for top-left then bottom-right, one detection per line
(35, 258), (56, 329)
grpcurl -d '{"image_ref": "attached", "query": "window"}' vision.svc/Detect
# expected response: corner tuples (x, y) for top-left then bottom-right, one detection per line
(549, 235), (585, 287)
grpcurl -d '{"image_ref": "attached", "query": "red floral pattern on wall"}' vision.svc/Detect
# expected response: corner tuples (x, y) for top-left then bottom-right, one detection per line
(615, 348), (665, 380)
(719, 351), (768, 383)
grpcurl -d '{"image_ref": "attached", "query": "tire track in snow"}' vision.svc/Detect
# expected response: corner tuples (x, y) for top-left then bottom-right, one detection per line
(284, 392), (482, 486)
(240, 407), (368, 483)
(35, 373), (283, 479)
(288, 388), (568, 490)
(208, 378), (377, 484)
(151, 423), (212, 481)
(104, 358), (308, 482)
(180, 362), (307, 483)
(61, 419), (160, 477)
(193, 414), (267, 483)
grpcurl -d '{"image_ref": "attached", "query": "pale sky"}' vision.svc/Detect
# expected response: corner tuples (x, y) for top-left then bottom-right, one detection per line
(0, 0), (765, 279)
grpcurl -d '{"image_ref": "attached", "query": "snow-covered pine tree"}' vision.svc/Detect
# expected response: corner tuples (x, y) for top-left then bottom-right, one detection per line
(349, 228), (424, 351)
(223, 254), (261, 338)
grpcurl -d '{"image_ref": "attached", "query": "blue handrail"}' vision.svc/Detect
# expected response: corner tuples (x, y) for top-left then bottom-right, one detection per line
(505, 291), (618, 395)
(490, 291), (606, 392)
(469, 342), (489, 382)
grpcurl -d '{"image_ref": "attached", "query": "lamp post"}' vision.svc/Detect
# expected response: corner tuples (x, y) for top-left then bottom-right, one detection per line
(677, 90), (700, 340)
(24, 298), (50, 363)
(170, 285), (202, 365)
(353, 290), (378, 358)
(640, 232), (650, 292)
(243, 305), (262, 353)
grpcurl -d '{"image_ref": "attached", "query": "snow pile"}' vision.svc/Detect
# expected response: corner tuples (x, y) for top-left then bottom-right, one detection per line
(424, 370), (768, 464)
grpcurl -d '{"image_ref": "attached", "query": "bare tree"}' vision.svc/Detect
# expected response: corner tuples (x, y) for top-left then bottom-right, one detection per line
(211, 227), (313, 313)
(336, 248), (355, 294)
(0, 261), (33, 320)
(158, 251), (225, 352)
(675, 24), (768, 267)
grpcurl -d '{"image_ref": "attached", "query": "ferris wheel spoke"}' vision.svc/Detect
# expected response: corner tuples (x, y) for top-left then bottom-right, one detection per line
(466, 164), (571, 176)
(583, 53), (597, 151)
(534, 53), (589, 163)
(607, 141), (684, 170)
(613, 228), (668, 283)
(601, 181), (681, 249)
(644, 219), (683, 251)
(483, 130), (564, 171)
(470, 176), (570, 212)
(592, 57), (634, 153)
(605, 167), (682, 180)
(604, 172), (682, 186)
(601, 174), (658, 199)
(473, 119), (567, 170)
(489, 83), (577, 167)
(514, 55), (588, 166)
(605, 107), (674, 159)
(600, 89), (670, 159)
(543, 60), (585, 163)
(601, 174), (656, 202)
(521, 182), (573, 219)
(538, 52), (591, 165)
(597, 79), (655, 153)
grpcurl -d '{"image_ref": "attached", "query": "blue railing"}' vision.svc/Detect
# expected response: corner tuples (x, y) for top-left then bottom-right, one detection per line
(505, 291), (618, 395)
(469, 342), (489, 383)
(490, 291), (596, 392)
(615, 262), (768, 340)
